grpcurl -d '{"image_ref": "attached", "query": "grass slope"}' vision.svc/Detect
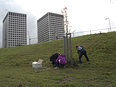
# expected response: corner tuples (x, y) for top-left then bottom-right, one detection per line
(0, 32), (116, 87)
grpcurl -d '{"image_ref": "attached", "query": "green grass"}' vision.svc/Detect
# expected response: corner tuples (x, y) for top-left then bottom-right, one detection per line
(0, 32), (116, 87)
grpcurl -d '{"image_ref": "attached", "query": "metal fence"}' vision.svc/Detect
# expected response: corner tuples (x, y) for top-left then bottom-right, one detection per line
(28, 27), (116, 45)
(72, 27), (116, 37)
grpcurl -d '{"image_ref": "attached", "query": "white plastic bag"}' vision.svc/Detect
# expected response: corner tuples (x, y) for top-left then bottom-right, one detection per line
(32, 62), (42, 69)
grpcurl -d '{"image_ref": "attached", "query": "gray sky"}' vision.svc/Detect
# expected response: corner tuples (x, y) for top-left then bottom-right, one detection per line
(0, 0), (116, 48)
(0, 0), (37, 48)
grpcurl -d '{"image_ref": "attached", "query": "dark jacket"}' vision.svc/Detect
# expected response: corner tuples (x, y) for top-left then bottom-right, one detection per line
(50, 53), (59, 62)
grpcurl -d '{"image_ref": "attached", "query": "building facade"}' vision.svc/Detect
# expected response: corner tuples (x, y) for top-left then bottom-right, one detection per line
(37, 12), (64, 43)
(3, 12), (27, 48)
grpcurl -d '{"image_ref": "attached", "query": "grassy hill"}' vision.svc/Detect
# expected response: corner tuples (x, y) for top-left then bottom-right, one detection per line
(0, 32), (116, 87)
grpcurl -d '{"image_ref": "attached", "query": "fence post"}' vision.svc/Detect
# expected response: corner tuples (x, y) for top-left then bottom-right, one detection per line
(69, 33), (73, 64)
(64, 33), (73, 65)
(64, 36), (67, 57)
(66, 33), (69, 62)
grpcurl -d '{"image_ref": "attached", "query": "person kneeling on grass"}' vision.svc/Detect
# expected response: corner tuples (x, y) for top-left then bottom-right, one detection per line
(50, 53), (60, 67)
(55, 54), (67, 69)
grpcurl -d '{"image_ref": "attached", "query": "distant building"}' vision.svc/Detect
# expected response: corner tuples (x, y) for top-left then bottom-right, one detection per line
(37, 12), (64, 43)
(3, 12), (27, 48)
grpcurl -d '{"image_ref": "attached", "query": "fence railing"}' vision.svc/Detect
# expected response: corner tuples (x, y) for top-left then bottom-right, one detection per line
(72, 27), (116, 37)
(28, 27), (116, 45)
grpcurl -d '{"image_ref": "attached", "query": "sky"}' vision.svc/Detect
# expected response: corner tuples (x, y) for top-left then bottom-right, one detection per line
(0, 0), (116, 48)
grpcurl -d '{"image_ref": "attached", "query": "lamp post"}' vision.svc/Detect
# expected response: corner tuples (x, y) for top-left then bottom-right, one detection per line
(28, 31), (31, 45)
(105, 17), (111, 32)
(72, 30), (76, 37)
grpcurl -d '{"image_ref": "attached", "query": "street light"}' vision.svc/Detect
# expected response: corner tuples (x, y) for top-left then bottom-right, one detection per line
(105, 17), (111, 32)
(72, 30), (76, 37)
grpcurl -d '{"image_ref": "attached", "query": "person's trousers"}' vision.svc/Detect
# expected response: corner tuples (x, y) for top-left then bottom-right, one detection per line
(79, 51), (89, 63)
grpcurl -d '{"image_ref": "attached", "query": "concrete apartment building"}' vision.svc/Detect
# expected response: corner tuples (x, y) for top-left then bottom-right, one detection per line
(3, 12), (27, 48)
(37, 12), (64, 43)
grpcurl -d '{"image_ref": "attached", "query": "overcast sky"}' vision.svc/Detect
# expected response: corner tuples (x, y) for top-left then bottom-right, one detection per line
(0, 0), (116, 48)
